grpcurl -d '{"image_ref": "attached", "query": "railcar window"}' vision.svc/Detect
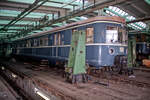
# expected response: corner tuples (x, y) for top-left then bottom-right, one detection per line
(27, 40), (31, 47)
(31, 40), (34, 47)
(54, 34), (61, 45)
(40, 38), (43, 46)
(39, 37), (48, 46)
(106, 26), (118, 43)
(34, 39), (37, 46)
(26, 41), (28, 47)
(61, 34), (64, 45)
(29, 40), (31, 47)
(21, 43), (24, 47)
(86, 27), (94, 43)
(44, 37), (48, 46)
(17, 44), (20, 48)
(106, 26), (127, 43)
(57, 33), (61, 45)
(54, 34), (57, 45)
(19, 43), (22, 47)
(23, 42), (26, 47)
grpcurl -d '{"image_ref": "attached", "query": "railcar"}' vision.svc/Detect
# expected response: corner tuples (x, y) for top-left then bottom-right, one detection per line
(136, 42), (150, 55)
(136, 34), (150, 56)
(0, 43), (12, 57)
(12, 16), (128, 68)
(136, 42), (150, 63)
(135, 34), (150, 62)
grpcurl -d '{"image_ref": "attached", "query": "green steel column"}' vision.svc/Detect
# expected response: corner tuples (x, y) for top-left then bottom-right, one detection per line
(5, 44), (12, 57)
(0, 45), (3, 56)
(66, 30), (87, 83)
(128, 37), (136, 68)
(73, 30), (86, 75)
(67, 30), (78, 72)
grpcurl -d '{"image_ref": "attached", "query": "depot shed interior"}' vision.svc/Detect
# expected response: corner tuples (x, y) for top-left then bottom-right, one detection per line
(0, 0), (150, 100)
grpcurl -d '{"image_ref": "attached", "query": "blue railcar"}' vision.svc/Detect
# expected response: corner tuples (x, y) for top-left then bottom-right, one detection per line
(12, 16), (128, 68)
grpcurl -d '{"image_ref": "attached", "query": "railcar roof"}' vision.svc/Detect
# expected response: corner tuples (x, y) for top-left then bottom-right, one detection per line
(18, 16), (125, 40)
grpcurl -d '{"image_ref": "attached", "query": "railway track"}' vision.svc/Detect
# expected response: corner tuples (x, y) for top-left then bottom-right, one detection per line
(27, 61), (150, 89)
(1, 60), (150, 100)
(23, 60), (150, 89)
(89, 67), (150, 88)
(0, 75), (23, 100)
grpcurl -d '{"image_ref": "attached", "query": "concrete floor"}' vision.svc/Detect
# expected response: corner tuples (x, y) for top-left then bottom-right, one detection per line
(1, 61), (150, 100)
(33, 68), (150, 100)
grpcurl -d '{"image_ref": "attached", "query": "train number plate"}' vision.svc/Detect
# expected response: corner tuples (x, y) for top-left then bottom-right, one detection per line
(120, 47), (124, 52)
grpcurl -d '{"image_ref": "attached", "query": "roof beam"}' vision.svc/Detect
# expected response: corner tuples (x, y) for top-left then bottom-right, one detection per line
(0, 24), (33, 27)
(7, 0), (131, 39)
(0, 32), (17, 34)
(131, 4), (147, 17)
(47, 0), (78, 6)
(0, 1), (69, 15)
(0, 6), (55, 14)
(0, 33), (15, 35)
(0, 16), (41, 21)
(126, 16), (150, 24)
(0, 0), (48, 31)
(1, 28), (22, 30)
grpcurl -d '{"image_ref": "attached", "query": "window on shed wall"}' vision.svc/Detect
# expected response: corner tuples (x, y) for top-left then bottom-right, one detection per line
(86, 27), (94, 43)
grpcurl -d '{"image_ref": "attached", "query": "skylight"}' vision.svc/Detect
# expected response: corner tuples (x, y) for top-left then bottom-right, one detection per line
(105, 6), (147, 30)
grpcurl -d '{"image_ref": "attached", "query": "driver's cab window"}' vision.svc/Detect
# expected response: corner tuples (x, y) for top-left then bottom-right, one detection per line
(106, 26), (126, 43)
(106, 26), (118, 43)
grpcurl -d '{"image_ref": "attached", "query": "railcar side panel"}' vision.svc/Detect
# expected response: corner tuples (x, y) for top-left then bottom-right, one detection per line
(12, 20), (127, 68)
